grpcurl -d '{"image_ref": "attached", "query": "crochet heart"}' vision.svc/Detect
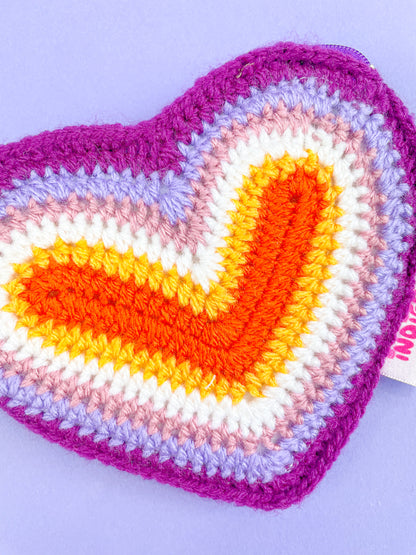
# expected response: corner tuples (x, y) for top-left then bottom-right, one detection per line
(0, 42), (415, 510)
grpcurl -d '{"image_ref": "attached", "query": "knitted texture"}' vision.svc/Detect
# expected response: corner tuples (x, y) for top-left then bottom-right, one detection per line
(0, 42), (415, 510)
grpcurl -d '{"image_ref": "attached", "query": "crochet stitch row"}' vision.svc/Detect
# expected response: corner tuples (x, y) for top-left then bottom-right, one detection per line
(0, 43), (415, 509)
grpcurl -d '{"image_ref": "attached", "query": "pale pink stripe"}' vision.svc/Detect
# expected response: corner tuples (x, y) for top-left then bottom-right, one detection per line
(0, 193), (211, 255)
(0, 103), (387, 453)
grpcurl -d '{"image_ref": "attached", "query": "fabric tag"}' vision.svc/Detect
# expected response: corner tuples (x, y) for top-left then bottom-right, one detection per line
(382, 293), (416, 386)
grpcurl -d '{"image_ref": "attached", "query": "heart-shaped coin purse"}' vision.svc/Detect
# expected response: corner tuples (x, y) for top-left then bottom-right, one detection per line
(0, 42), (415, 510)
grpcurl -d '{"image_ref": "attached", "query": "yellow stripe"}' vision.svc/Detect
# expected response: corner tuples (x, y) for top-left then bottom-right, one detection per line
(2, 152), (343, 402)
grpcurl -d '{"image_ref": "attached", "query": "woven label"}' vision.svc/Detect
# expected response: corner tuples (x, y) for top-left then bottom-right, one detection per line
(382, 293), (416, 386)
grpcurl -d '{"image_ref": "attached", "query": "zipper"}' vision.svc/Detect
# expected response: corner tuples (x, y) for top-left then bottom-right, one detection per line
(322, 44), (372, 66)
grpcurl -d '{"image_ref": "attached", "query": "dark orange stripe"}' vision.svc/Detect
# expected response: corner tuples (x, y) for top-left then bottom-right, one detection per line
(19, 162), (329, 384)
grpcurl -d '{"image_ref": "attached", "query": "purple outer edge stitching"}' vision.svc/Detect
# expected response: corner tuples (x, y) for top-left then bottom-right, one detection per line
(0, 42), (415, 510)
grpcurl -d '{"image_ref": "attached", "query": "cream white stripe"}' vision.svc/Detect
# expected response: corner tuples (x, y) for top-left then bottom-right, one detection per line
(0, 128), (372, 436)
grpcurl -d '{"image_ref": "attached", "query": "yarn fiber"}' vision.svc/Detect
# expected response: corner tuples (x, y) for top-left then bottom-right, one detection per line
(0, 42), (415, 510)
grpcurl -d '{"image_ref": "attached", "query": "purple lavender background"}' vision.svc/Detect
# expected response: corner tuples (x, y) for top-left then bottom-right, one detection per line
(0, 1), (415, 553)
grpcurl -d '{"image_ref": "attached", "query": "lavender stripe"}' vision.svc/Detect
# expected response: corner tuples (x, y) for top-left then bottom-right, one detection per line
(177, 78), (394, 176)
(0, 368), (292, 483)
(0, 138), (411, 481)
(0, 41), (414, 510)
(175, 78), (412, 455)
(0, 166), (193, 225)
(0, 80), (412, 479)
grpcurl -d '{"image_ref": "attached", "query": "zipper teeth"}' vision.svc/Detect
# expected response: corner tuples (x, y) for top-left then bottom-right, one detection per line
(322, 44), (371, 66)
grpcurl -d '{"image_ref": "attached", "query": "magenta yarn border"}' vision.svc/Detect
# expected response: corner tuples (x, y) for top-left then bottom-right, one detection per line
(1, 42), (416, 510)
